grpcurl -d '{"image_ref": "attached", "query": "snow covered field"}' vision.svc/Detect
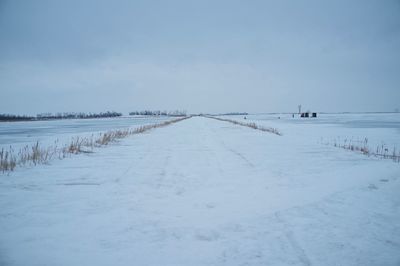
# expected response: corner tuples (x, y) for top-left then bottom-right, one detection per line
(220, 113), (400, 152)
(0, 116), (173, 150)
(0, 114), (399, 266)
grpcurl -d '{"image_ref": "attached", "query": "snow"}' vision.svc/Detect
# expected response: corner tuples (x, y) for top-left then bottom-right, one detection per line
(223, 113), (400, 151)
(0, 115), (399, 265)
(0, 116), (173, 150)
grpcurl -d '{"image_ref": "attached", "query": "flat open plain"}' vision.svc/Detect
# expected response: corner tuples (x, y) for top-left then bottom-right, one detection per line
(1, 115), (399, 266)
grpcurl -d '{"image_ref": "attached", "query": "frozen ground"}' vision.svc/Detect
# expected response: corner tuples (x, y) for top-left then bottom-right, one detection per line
(0, 116), (173, 150)
(0, 115), (399, 266)
(221, 113), (400, 150)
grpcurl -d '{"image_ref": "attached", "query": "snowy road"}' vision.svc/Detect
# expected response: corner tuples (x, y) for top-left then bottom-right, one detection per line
(1, 116), (399, 266)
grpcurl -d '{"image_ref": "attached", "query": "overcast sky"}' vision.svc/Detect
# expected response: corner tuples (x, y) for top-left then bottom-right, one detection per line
(1, 0), (399, 115)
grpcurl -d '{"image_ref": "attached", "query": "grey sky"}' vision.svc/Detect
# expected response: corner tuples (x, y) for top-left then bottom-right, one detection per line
(1, 0), (399, 114)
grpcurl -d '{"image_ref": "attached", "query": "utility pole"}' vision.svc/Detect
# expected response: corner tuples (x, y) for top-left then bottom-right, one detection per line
(298, 105), (302, 114)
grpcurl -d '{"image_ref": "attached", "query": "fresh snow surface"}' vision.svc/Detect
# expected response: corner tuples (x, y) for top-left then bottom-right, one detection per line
(0, 115), (399, 266)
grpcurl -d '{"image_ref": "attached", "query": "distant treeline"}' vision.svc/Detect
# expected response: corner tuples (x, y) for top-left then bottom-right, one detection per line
(0, 114), (35, 122)
(36, 111), (122, 120)
(221, 112), (248, 116)
(129, 110), (187, 116)
(0, 111), (122, 122)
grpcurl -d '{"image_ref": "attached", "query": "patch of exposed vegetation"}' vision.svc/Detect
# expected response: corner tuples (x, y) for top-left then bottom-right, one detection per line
(322, 137), (400, 163)
(205, 116), (282, 136)
(1, 116), (190, 173)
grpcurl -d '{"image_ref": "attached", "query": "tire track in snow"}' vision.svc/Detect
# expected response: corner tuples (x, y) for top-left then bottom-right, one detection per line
(114, 140), (153, 183)
(156, 153), (171, 189)
(159, 153), (170, 177)
(275, 212), (312, 266)
(227, 146), (255, 168)
(208, 118), (256, 168)
(209, 121), (255, 170)
(220, 140), (255, 168)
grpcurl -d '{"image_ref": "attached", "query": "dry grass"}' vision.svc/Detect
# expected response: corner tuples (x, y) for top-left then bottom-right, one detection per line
(323, 137), (400, 163)
(1, 116), (190, 173)
(0, 148), (17, 172)
(206, 116), (282, 136)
